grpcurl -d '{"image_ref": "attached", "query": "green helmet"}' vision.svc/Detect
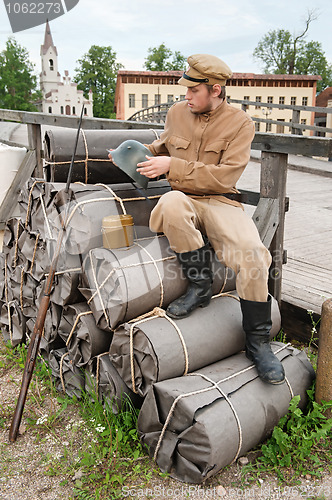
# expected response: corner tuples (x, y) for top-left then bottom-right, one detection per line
(111, 140), (153, 189)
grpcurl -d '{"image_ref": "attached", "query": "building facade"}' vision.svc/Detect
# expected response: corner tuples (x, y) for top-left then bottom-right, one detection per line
(114, 70), (320, 135)
(36, 21), (93, 117)
(315, 87), (332, 137)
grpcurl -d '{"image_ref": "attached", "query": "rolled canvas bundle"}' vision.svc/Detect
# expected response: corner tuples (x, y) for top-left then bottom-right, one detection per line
(48, 181), (171, 256)
(80, 235), (235, 331)
(109, 294), (281, 397)
(48, 348), (85, 398)
(138, 343), (315, 484)
(43, 128), (161, 184)
(58, 302), (112, 368)
(0, 300), (26, 346)
(34, 302), (65, 358)
(85, 354), (143, 414)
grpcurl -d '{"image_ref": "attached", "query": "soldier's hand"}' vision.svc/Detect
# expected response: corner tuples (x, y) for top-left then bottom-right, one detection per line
(137, 156), (171, 178)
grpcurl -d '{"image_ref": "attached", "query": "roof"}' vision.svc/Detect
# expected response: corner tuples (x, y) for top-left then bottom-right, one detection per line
(117, 69), (321, 81)
(41, 20), (58, 56)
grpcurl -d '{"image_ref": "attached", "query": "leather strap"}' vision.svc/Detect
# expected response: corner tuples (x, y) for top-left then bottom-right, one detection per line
(183, 192), (243, 202)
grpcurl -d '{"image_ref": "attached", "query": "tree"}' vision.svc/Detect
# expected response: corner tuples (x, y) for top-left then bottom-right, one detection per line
(253, 10), (332, 92)
(74, 45), (123, 118)
(0, 37), (41, 111)
(144, 43), (186, 71)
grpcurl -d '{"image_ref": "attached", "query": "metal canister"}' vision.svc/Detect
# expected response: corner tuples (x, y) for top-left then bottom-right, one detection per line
(101, 214), (134, 249)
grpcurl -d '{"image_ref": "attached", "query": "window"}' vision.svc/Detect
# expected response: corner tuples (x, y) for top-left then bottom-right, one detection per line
(167, 94), (174, 103)
(291, 97), (296, 105)
(60, 106), (64, 114)
(129, 94), (135, 108)
(279, 96), (285, 105)
(255, 96), (261, 109)
(48, 106), (52, 113)
(142, 94), (148, 108)
(302, 97), (308, 106)
(255, 122), (260, 132)
(244, 96), (249, 101)
(266, 122), (272, 132)
(72, 106), (76, 115)
(267, 96), (273, 104)
(155, 94), (161, 105)
(301, 119), (307, 125)
(49, 59), (54, 70)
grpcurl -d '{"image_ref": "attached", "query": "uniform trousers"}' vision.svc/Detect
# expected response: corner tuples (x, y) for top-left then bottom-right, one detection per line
(150, 190), (272, 302)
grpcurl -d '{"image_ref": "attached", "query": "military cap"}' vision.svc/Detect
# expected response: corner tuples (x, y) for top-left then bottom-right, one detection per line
(178, 54), (232, 87)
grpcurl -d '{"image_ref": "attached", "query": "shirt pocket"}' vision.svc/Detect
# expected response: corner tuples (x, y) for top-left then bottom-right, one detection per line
(168, 135), (191, 150)
(204, 139), (229, 163)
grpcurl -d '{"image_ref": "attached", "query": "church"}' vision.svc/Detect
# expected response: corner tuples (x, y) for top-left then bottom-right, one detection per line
(36, 21), (93, 117)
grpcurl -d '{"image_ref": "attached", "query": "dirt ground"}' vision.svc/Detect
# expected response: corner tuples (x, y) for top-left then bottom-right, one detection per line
(1, 344), (332, 500)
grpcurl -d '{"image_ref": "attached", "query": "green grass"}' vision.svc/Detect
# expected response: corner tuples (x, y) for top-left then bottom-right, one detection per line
(0, 337), (158, 499)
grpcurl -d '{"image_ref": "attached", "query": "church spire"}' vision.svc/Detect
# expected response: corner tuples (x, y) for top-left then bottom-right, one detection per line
(41, 20), (58, 56)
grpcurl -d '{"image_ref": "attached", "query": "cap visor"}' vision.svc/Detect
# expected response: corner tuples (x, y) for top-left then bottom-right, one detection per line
(178, 76), (199, 87)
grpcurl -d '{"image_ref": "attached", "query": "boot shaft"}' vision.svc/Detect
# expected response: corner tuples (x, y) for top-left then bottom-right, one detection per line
(176, 243), (213, 284)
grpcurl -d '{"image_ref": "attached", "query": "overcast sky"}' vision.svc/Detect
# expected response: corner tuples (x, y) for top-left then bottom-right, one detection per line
(0, 0), (331, 80)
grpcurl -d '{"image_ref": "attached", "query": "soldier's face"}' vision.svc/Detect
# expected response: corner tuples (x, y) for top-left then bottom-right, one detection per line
(185, 84), (214, 114)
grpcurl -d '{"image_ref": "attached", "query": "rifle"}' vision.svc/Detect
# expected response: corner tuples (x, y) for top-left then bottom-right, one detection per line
(9, 104), (85, 442)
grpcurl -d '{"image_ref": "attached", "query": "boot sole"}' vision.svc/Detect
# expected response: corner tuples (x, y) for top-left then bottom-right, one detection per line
(245, 351), (285, 385)
(166, 300), (211, 320)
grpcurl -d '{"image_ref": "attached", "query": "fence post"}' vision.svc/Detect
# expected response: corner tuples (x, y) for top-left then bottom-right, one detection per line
(27, 123), (43, 177)
(315, 298), (332, 418)
(291, 109), (302, 135)
(260, 151), (288, 304)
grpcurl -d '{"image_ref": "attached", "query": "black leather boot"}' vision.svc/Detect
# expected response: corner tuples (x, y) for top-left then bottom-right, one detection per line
(240, 296), (285, 385)
(166, 243), (213, 319)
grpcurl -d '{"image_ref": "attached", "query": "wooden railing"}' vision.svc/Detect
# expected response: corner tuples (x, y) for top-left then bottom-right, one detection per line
(128, 99), (332, 136)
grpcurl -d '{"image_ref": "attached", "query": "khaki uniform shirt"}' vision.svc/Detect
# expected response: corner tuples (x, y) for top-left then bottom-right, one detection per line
(147, 98), (255, 206)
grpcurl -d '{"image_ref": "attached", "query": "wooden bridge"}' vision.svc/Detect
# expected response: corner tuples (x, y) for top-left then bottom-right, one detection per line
(0, 108), (331, 342)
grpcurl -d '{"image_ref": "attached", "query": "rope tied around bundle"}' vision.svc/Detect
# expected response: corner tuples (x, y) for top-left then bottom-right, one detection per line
(86, 242), (176, 328)
(65, 310), (94, 347)
(127, 292), (239, 395)
(128, 306), (189, 394)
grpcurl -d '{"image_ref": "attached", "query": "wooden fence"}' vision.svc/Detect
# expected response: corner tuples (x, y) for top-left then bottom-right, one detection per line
(128, 98), (332, 136)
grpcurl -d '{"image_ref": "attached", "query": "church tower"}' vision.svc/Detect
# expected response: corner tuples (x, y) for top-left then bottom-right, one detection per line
(37, 21), (93, 117)
(40, 20), (61, 95)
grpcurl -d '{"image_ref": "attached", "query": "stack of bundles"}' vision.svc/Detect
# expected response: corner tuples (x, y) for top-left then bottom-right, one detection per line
(79, 235), (235, 331)
(0, 175), (174, 399)
(43, 128), (162, 184)
(138, 343), (315, 483)
(0, 151), (316, 480)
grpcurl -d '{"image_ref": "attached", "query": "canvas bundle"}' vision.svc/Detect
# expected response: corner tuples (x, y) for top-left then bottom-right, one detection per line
(138, 343), (315, 484)
(43, 128), (162, 184)
(85, 354), (143, 414)
(109, 293), (281, 397)
(58, 302), (112, 368)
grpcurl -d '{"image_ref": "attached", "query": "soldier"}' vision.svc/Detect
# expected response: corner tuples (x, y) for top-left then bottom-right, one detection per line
(116, 54), (284, 385)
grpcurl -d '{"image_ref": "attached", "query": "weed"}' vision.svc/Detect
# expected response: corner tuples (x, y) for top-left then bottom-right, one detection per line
(306, 310), (320, 369)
